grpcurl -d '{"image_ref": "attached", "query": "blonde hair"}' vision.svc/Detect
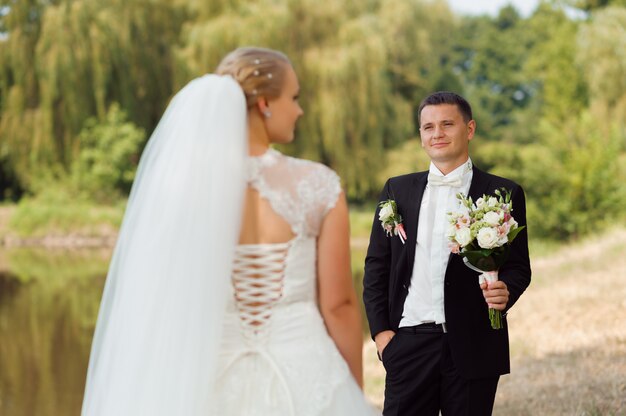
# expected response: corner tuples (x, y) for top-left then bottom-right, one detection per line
(216, 47), (291, 108)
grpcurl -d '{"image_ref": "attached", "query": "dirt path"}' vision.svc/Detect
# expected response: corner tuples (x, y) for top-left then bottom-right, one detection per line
(496, 229), (626, 415)
(363, 228), (626, 414)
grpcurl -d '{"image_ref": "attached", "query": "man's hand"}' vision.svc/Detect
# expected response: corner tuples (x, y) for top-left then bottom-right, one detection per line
(374, 330), (396, 357)
(480, 280), (509, 311)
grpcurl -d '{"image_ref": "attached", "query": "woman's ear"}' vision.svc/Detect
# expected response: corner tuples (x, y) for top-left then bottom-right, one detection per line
(256, 97), (272, 119)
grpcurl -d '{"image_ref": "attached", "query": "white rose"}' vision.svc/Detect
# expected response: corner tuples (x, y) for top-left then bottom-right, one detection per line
(487, 197), (498, 207)
(378, 204), (394, 222)
(455, 227), (472, 247)
(476, 227), (500, 249)
(475, 198), (486, 209)
(483, 211), (501, 226)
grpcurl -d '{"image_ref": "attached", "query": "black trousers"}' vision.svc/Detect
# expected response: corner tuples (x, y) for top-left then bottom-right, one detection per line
(381, 329), (499, 416)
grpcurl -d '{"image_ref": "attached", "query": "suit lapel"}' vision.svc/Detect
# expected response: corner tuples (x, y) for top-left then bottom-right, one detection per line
(467, 166), (492, 201)
(404, 173), (428, 272)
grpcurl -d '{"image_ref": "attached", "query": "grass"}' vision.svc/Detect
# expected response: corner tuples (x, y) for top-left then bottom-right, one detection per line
(2, 193), (125, 243)
(349, 203), (378, 241)
(5, 197), (373, 244)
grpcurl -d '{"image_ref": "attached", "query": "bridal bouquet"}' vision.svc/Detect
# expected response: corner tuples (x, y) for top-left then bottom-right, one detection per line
(446, 188), (525, 329)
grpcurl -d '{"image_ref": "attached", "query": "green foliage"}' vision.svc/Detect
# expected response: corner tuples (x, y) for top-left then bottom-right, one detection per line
(349, 203), (378, 239)
(71, 103), (145, 202)
(450, 8), (534, 141)
(0, 0), (185, 188)
(174, 0), (419, 200)
(524, 3), (588, 125)
(377, 0), (456, 116)
(1, 0), (626, 242)
(8, 188), (125, 238)
(567, 0), (626, 11)
(577, 7), (626, 126)
(493, 112), (626, 240)
(377, 138), (430, 183)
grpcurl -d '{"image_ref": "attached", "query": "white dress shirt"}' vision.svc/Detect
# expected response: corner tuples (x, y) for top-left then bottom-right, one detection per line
(399, 158), (473, 327)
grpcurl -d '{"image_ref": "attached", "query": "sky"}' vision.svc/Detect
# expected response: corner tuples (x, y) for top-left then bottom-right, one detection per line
(447, 0), (541, 17)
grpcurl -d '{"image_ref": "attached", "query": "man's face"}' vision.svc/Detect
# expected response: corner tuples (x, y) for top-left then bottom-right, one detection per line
(419, 104), (475, 172)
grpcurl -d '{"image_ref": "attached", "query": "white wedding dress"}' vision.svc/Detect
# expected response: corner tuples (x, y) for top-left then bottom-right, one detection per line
(81, 75), (377, 416)
(213, 148), (377, 415)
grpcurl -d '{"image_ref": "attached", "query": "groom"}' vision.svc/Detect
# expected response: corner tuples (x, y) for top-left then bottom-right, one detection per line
(363, 91), (531, 415)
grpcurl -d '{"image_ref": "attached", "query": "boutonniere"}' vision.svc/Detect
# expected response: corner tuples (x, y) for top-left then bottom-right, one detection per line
(378, 199), (407, 244)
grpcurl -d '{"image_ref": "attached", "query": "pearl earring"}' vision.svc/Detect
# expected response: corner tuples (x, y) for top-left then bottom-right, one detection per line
(264, 110), (272, 118)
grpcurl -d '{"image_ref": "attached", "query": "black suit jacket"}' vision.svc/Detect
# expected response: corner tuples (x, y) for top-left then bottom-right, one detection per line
(363, 166), (531, 379)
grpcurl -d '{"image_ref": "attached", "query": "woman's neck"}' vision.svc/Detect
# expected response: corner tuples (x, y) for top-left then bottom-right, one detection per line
(247, 112), (270, 156)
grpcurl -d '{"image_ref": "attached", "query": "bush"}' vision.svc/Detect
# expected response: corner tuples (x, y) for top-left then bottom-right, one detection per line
(72, 103), (145, 203)
(494, 111), (626, 240)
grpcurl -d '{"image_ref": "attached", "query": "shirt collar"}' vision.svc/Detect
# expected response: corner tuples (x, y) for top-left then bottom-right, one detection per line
(428, 158), (473, 177)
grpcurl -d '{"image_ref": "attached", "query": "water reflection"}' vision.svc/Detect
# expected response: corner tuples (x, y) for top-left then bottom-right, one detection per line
(0, 249), (110, 416)
(0, 245), (369, 416)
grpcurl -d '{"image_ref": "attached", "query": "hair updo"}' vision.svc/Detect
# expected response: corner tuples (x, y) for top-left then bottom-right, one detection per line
(216, 47), (291, 108)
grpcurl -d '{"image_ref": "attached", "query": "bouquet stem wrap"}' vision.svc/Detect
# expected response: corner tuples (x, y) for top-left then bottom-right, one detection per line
(463, 258), (503, 330)
(479, 270), (502, 330)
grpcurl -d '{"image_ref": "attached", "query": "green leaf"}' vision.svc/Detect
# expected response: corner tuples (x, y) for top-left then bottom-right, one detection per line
(507, 225), (526, 242)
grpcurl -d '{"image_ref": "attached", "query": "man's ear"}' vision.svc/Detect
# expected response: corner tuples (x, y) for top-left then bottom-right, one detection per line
(467, 119), (476, 141)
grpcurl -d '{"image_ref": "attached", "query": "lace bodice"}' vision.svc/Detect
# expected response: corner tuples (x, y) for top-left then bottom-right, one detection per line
(246, 148), (341, 237)
(230, 149), (342, 341)
(214, 150), (353, 415)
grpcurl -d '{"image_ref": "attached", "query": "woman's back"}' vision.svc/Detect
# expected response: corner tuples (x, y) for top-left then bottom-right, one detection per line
(230, 148), (341, 330)
(238, 148), (341, 244)
(215, 149), (375, 415)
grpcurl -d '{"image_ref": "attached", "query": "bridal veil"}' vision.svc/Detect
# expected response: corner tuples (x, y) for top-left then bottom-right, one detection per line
(81, 75), (248, 415)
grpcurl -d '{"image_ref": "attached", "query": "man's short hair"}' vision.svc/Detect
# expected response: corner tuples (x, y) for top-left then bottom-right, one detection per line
(418, 91), (473, 126)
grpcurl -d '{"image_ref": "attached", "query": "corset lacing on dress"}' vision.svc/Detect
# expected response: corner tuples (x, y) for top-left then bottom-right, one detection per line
(232, 242), (289, 340)
(225, 240), (296, 415)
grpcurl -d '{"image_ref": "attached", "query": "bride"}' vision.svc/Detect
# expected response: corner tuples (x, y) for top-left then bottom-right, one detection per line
(81, 46), (378, 415)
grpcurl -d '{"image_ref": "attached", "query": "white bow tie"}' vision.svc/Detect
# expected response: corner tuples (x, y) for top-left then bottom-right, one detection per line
(427, 173), (463, 188)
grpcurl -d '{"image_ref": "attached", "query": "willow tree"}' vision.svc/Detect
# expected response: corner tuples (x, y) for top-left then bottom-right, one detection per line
(2, 0), (453, 200)
(0, 0), (185, 190)
(175, 0), (415, 200)
(0, 0), (50, 193)
(300, 19), (412, 199)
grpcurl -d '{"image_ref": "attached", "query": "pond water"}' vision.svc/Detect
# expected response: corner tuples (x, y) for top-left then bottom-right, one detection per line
(0, 246), (369, 415)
